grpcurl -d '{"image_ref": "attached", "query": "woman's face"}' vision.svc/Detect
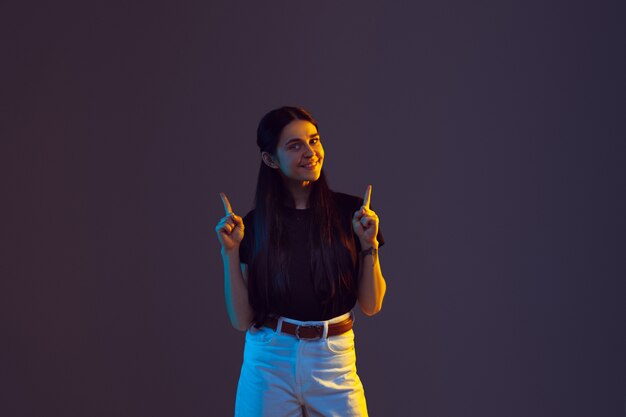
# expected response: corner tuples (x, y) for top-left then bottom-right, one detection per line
(266, 119), (324, 184)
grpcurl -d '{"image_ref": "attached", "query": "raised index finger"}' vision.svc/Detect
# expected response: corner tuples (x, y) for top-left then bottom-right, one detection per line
(363, 184), (372, 209)
(219, 192), (233, 215)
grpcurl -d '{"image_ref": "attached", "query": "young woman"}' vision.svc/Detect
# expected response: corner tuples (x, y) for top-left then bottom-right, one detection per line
(215, 106), (387, 417)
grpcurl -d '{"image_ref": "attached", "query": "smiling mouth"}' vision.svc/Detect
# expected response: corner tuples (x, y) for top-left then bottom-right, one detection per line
(300, 161), (319, 168)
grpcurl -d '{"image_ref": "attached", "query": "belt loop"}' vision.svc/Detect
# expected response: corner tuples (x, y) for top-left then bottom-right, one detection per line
(277, 317), (284, 333)
(322, 321), (329, 339)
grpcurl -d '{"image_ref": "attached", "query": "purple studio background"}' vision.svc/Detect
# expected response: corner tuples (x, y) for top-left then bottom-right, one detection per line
(2, 1), (625, 416)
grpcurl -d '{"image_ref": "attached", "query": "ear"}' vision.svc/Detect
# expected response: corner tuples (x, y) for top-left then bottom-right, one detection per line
(261, 152), (278, 169)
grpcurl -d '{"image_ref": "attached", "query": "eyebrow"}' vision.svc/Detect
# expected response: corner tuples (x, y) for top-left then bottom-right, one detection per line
(285, 133), (320, 145)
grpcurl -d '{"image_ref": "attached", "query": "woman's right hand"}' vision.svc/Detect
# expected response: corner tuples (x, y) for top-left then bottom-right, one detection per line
(216, 192), (245, 253)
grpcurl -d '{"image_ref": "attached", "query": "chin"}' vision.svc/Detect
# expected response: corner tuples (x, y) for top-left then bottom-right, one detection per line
(307, 172), (322, 182)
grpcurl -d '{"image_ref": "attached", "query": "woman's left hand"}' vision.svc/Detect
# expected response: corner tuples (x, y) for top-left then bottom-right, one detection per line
(352, 184), (379, 248)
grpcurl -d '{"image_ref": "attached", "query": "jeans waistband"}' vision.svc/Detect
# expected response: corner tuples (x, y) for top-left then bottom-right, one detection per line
(267, 311), (354, 340)
(277, 311), (353, 327)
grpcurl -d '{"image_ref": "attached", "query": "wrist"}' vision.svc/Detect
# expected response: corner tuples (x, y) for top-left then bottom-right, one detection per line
(221, 246), (240, 258)
(359, 246), (378, 259)
(359, 240), (379, 251)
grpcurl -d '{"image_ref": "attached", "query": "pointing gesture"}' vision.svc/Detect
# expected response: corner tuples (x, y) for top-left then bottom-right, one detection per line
(216, 192), (245, 252)
(353, 184), (379, 248)
(221, 191), (233, 215)
(363, 184), (372, 210)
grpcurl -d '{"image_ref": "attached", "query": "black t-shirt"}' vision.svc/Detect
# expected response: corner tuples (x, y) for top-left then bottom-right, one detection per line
(238, 191), (385, 321)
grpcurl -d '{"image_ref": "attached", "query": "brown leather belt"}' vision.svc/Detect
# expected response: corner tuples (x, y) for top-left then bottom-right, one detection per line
(265, 315), (353, 340)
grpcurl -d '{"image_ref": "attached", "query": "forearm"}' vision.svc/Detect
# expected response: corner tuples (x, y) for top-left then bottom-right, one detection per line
(357, 242), (386, 316)
(221, 248), (254, 330)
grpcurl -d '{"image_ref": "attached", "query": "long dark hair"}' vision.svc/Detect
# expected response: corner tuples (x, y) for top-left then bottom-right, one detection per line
(248, 106), (358, 326)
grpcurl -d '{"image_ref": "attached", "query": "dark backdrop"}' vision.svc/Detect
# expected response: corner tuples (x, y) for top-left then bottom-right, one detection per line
(2, 1), (625, 416)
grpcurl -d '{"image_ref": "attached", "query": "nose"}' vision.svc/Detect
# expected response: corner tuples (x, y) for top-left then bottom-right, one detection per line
(303, 143), (316, 157)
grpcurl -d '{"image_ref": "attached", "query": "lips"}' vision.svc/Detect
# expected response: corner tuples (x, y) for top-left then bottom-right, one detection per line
(300, 160), (319, 168)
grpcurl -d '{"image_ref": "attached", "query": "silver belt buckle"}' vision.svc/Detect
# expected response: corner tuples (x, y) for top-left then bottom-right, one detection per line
(295, 324), (323, 340)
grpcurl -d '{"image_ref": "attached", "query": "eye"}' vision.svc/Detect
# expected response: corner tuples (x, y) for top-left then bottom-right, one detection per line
(310, 138), (319, 145)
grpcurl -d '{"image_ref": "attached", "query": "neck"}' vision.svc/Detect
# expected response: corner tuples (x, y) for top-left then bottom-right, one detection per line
(284, 179), (312, 209)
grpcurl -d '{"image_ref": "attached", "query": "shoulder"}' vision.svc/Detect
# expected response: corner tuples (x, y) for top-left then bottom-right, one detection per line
(333, 191), (363, 218)
(242, 208), (255, 220)
(331, 190), (364, 213)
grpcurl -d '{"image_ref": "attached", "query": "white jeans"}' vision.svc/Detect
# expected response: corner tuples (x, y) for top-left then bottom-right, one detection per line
(234, 311), (368, 417)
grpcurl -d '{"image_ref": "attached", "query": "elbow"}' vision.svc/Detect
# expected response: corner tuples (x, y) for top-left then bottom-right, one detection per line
(228, 312), (253, 331)
(225, 302), (254, 331)
(358, 296), (385, 316)
(360, 301), (384, 316)
(358, 280), (387, 316)
(231, 319), (251, 332)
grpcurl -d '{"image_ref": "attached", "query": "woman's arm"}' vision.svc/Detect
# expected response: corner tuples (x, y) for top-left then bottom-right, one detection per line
(221, 248), (254, 331)
(216, 193), (254, 331)
(352, 185), (386, 316)
(357, 241), (386, 316)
